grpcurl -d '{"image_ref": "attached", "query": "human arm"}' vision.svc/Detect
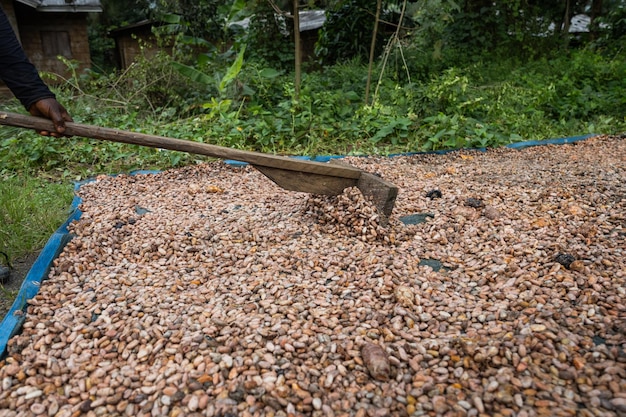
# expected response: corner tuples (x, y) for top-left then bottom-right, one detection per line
(0, 7), (72, 135)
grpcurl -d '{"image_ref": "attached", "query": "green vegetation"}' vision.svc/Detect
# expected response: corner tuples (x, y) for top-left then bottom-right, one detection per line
(0, 177), (73, 263)
(2, 48), (624, 177)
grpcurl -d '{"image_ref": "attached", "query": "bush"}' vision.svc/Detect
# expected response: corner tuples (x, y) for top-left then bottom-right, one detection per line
(2, 42), (625, 182)
(316, 0), (400, 65)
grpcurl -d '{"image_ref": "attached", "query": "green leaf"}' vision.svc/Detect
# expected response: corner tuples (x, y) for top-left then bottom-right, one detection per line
(197, 53), (211, 67)
(370, 119), (408, 144)
(344, 91), (360, 101)
(171, 62), (212, 86)
(219, 45), (246, 93)
(227, 0), (248, 21)
(259, 68), (281, 78)
(179, 36), (212, 47)
(161, 13), (181, 24)
(241, 84), (256, 96)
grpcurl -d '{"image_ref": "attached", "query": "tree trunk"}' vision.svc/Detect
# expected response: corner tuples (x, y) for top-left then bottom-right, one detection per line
(591, 0), (603, 21)
(293, 0), (301, 101)
(365, 0), (382, 105)
(590, 0), (603, 40)
(562, 0), (571, 49)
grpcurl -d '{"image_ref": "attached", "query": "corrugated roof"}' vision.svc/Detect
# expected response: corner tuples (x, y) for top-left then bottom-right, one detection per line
(15, 0), (102, 12)
(292, 10), (326, 32)
(231, 10), (326, 33)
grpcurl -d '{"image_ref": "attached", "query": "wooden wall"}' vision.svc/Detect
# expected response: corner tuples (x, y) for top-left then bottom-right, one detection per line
(113, 25), (163, 70)
(14, 3), (92, 80)
(1, 0), (18, 35)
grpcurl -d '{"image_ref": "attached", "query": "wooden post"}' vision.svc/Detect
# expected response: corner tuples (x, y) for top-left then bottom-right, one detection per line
(293, 0), (301, 101)
(365, 0), (382, 105)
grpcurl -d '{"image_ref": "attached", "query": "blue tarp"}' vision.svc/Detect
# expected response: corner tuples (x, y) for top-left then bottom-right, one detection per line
(0, 195), (82, 356)
(0, 134), (598, 356)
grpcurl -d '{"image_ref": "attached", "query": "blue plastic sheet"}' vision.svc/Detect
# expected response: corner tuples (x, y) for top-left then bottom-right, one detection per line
(0, 134), (599, 357)
(0, 195), (82, 357)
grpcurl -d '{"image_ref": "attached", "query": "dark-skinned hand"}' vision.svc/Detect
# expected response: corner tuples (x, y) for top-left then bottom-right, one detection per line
(28, 98), (73, 137)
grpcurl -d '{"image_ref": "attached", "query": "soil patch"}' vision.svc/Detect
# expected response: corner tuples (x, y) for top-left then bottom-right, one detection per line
(0, 252), (40, 319)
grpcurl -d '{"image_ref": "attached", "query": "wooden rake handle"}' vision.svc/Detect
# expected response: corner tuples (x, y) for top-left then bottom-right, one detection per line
(0, 111), (364, 195)
(0, 111), (360, 177)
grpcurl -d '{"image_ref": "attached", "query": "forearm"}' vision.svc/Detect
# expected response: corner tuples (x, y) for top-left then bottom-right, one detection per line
(0, 7), (55, 110)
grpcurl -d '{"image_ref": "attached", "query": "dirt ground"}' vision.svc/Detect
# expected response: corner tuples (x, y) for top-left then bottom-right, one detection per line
(0, 252), (39, 319)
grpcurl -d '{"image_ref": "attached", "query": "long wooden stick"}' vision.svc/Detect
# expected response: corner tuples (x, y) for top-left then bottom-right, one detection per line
(0, 111), (361, 195)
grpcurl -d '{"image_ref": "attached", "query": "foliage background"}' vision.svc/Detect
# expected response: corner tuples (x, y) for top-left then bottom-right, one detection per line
(2, 0), (626, 179)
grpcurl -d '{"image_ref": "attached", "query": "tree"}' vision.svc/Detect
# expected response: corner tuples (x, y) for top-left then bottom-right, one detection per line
(151, 0), (225, 42)
(316, 0), (390, 64)
(443, 0), (611, 58)
(293, 0), (302, 99)
(97, 0), (152, 27)
(365, 0), (383, 105)
(590, 0), (603, 39)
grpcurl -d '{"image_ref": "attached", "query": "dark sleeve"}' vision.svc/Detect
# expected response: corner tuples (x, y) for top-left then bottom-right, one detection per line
(0, 7), (55, 110)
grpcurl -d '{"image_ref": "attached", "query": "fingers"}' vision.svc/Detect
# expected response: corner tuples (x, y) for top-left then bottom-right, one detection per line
(29, 98), (73, 137)
(49, 111), (67, 136)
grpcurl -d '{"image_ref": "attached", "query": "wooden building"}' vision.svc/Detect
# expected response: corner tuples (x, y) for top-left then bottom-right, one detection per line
(1, 0), (102, 81)
(109, 20), (171, 70)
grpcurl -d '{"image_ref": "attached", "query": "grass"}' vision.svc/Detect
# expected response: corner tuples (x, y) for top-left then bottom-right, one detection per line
(0, 176), (73, 266)
(0, 285), (18, 305)
(0, 176), (73, 312)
